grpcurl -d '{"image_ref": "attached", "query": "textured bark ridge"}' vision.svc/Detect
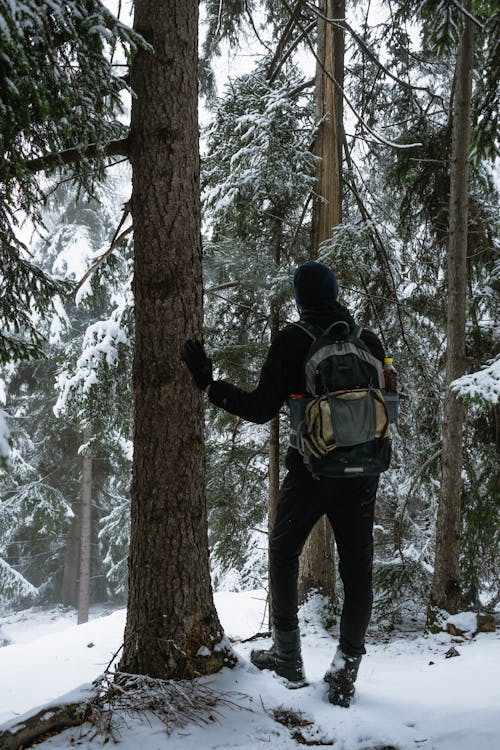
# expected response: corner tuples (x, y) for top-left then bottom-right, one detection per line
(119, 0), (230, 679)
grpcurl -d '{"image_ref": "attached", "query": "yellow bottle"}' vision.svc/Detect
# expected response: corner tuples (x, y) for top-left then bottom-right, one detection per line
(383, 357), (398, 392)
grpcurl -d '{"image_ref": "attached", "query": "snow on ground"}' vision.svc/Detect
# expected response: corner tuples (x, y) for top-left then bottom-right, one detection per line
(1, 592), (499, 750)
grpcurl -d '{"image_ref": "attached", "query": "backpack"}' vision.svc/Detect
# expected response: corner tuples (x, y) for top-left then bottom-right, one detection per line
(289, 320), (392, 478)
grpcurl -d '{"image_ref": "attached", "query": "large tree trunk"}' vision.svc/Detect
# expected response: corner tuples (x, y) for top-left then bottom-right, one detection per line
(430, 13), (475, 615)
(77, 428), (92, 625)
(299, 0), (344, 604)
(119, 0), (227, 679)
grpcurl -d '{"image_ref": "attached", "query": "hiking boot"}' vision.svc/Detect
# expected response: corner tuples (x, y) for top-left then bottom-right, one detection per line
(324, 646), (362, 707)
(250, 628), (306, 684)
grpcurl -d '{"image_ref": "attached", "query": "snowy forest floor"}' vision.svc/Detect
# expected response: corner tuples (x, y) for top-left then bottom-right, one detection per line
(1, 591), (499, 750)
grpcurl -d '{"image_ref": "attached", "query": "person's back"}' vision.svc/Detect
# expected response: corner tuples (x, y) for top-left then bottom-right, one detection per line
(183, 260), (387, 706)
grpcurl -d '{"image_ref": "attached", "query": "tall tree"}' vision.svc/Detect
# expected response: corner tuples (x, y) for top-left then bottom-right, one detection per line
(298, 0), (345, 605)
(119, 0), (230, 678)
(202, 67), (316, 592)
(430, 11), (475, 615)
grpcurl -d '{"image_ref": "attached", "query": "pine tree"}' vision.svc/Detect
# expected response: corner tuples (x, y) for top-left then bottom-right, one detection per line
(202, 66), (317, 591)
(431, 8), (475, 615)
(0, 172), (133, 608)
(0, 0), (144, 362)
(118, 0), (231, 679)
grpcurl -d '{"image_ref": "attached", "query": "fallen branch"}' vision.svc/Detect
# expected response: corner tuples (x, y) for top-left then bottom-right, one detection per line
(240, 630), (271, 643)
(0, 698), (91, 750)
(0, 669), (248, 750)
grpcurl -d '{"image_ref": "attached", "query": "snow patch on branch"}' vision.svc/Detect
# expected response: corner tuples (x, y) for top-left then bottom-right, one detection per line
(451, 354), (500, 407)
(0, 558), (38, 607)
(54, 305), (128, 415)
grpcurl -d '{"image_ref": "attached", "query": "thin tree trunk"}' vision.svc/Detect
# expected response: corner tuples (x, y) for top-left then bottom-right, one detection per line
(119, 0), (227, 679)
(268, 213), (283, 627)
(299, 0), (344, 604)
(77, 428), (92, 625)
(61, 500), (81, 607)
(430, 13), (475, 616)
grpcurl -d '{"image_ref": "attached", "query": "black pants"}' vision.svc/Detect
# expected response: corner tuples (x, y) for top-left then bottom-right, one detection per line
(269, 470), (378, 658)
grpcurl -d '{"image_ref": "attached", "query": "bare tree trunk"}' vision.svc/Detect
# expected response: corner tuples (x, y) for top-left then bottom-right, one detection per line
(268, 213), (283, 627)
(119, 0), (228, 679)
(298, 519), (336, 601)
(430, 13), (475, 616)
(299, 0), (344, 604)
(77, 428), (92, 625)
(311, 0), (344, 250)
(61, 501), (81, 607)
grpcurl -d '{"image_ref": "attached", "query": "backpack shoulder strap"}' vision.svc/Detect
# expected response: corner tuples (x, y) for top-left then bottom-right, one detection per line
(323, 320), (350, 338)
(352, 325), (363, 340)
(290, 321), (320, 342)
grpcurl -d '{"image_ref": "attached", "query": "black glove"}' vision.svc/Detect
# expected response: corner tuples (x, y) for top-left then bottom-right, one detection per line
(182, 339), (213, 390)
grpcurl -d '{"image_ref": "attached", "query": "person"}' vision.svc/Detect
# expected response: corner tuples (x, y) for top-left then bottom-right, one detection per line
(182, 260), (385, 707)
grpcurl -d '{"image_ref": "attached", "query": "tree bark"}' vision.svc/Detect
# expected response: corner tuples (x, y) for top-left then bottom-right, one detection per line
(298, 518), (336, 602)
(299, 0), (344, 604)
(311, 0), (344, 251)
(430, 13), (475, 615)
(77, 428), (92, 625)
(119, 0), (228, 679)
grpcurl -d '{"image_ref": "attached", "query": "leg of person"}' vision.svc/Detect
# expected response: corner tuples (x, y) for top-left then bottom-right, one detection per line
(251, 470), (324, 684)
(324, 475), (378, 706)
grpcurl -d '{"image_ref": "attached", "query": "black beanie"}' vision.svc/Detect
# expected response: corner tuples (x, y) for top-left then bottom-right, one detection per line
(293, 261), (339, 310)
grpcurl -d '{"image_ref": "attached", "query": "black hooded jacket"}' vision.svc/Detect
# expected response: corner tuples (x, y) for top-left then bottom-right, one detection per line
(208, 302), (385, 471)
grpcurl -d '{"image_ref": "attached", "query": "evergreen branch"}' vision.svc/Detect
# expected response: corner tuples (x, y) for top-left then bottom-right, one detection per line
(215, 0), (224, 37)
(204, 282), (240, 294)
(280, 0), (423, 149)
(395, 449), (443, 559)
(43, 158), (130, 199)
(448, 0), (485, 31)
(267, 1), (303, 81)
(304, 1), (440, 98)
(357, 270), (388, 349)
(26, 139), (130, 174)
(288, 77), (315, 98)
(244, 1), (273, 53)
(341, 138), (435, 389)
(269, 21), (316, 83)
(288, 193), (313, 258)
(75, 204), (132, 293)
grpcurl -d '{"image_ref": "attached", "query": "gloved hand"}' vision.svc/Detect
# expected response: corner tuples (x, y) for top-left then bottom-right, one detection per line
(182, 339), (213, 390)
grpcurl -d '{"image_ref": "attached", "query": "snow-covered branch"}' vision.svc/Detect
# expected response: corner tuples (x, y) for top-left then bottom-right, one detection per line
(54, 307), (129, 416)
(451, 355), (500, 407)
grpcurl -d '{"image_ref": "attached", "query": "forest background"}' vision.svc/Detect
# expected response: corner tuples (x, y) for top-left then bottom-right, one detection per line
(0, 0), (499, 645)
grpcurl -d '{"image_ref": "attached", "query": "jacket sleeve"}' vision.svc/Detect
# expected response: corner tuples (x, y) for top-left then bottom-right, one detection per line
(207, 332), (292, 424)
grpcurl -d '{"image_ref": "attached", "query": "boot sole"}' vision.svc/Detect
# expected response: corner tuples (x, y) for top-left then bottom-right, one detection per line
(275, 674), (309, 689)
